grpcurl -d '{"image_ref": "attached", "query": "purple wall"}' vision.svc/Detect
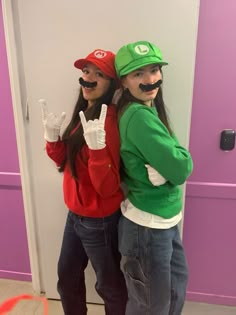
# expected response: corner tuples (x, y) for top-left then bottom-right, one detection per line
(0, 1), (31, 281)
(183, 0), (236, 306)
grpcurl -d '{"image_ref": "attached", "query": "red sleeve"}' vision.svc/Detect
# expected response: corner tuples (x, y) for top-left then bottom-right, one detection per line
(46, 139), (66, 167)
(87, 106), (121, 198)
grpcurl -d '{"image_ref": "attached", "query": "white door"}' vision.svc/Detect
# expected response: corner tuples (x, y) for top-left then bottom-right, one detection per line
(3, 0), (200, 302)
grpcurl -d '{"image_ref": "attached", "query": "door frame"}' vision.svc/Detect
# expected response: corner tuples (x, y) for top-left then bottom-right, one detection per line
(2, 0), (41, 293)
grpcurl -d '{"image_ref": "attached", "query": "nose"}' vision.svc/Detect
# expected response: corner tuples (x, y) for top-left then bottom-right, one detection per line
(143, 73), (154, 85)
(84, 72), (96, 82)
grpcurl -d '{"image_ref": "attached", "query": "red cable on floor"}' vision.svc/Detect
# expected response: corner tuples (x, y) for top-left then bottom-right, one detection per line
(0, 294), (48, 315)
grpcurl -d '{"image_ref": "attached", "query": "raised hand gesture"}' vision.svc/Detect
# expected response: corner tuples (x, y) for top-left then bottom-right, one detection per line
(79, 104), (107, 150)
(39, 99), (66, 142)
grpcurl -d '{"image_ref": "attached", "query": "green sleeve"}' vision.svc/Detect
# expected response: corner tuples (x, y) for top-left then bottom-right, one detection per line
(126, 106), (193, 185)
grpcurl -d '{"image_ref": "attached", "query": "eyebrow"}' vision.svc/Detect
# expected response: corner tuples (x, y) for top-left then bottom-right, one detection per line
(83, 64), (102, 71)
(134, 64), (160, 72)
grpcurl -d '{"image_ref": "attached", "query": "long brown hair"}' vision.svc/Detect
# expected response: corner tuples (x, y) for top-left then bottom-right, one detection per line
(59, 79), (116, 179)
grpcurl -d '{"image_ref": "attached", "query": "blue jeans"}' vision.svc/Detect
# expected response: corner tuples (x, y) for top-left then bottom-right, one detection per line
(118, 215), (188, 315)
(57, 210), (127, 315)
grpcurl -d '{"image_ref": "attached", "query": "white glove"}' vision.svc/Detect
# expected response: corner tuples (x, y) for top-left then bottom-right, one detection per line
(79, 104), (107, 150)
(39, 99), (66, 142)
(145, 164), (167, 186)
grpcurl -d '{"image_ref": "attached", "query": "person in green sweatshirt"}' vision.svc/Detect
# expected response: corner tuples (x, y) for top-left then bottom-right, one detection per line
(115, 40), (193, 315)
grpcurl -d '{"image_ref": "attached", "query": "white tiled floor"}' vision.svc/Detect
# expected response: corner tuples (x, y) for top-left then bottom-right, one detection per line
(0, 279), (235, 314)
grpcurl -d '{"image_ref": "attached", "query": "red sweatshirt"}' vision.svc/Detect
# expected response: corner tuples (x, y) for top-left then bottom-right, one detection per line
(46, 105), (123, 218)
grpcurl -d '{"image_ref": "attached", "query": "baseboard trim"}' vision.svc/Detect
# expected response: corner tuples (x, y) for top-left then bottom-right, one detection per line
(186, 290), (236, 306)
(0, 269), (32, 281)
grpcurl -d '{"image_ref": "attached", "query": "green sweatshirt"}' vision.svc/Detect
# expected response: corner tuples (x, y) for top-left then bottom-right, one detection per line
(119, 103), (193, 219)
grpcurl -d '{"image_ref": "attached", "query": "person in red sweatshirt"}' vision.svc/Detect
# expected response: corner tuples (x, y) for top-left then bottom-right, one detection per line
(40, 49), (127, 315)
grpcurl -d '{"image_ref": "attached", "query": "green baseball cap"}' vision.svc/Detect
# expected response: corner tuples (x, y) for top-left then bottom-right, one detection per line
(115, 40), (168, 78)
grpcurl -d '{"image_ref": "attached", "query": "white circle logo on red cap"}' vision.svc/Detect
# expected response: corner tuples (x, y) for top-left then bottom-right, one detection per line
(134, 44), (149, 55)
(94, 50), (107, 59)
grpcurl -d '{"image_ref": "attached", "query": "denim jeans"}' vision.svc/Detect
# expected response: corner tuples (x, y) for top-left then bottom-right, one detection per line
(118, 215), (188, 315)
(57, 210), (128, 315)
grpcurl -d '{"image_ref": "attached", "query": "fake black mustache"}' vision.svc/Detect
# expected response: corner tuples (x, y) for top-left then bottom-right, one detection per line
(79, 77), (97, 88)
(139, 80), (162, 92)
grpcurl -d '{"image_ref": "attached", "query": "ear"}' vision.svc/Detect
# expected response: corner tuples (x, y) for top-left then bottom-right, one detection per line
(121, 77), (128, 89)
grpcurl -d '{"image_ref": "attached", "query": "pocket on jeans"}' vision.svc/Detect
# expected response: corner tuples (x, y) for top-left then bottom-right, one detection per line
(118, 215), (139, 257)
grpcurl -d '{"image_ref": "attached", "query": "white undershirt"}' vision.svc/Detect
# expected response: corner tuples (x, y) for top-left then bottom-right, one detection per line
(121, 198), (182, 229)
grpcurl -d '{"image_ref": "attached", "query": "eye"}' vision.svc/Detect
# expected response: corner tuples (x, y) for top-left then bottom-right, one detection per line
(133, 71), (143, 77)
(82, 68), (89, 75)
(151, 66), (160, 74)
(96, 71), (104, 78)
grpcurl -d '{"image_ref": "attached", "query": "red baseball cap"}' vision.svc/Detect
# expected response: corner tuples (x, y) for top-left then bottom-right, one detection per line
(74, 49), (118, 81)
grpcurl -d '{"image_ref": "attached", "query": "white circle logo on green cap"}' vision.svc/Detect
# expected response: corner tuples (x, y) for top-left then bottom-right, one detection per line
(134, 44), (150, 55)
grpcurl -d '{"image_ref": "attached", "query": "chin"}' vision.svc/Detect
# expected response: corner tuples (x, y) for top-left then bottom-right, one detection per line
(145, 96), (156, 102)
